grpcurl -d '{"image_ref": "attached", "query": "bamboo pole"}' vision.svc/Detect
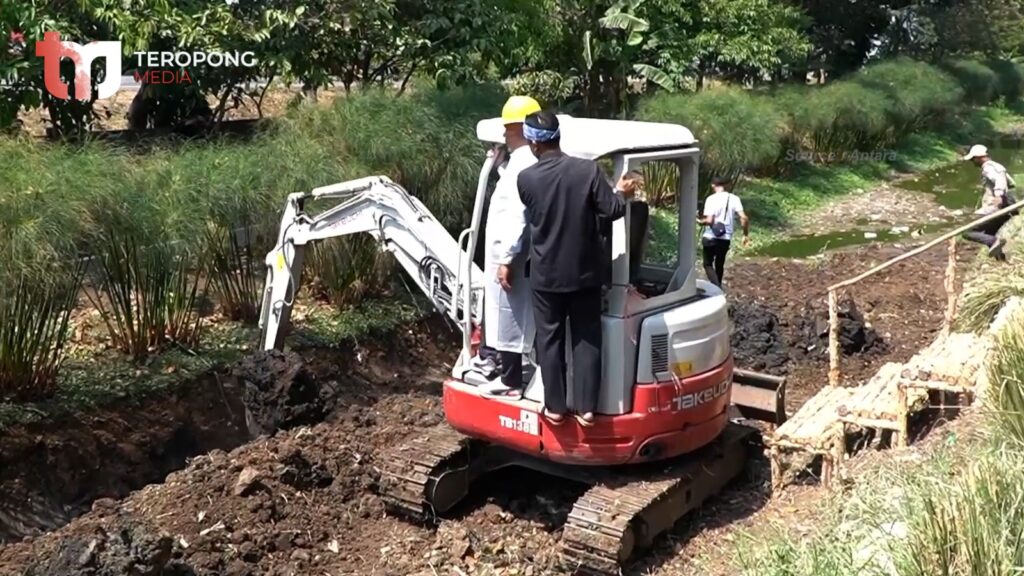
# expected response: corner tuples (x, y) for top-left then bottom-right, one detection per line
(828, 199), (1024, 292)
(828, 289), (840, 387)
(943, 238), (958, 335)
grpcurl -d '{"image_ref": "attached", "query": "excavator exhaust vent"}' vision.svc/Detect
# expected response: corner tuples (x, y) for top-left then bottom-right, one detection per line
(650, 334), (669, 374)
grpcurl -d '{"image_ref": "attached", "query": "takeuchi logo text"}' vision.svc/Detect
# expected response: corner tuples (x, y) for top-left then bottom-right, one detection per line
(36, 31), (257, 102)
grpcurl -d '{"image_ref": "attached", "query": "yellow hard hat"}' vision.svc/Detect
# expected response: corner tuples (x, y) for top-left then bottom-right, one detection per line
(501, 95), (541, 125)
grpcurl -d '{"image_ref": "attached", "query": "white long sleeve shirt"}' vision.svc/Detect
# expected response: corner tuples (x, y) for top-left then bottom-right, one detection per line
(486, 146), (536, 266)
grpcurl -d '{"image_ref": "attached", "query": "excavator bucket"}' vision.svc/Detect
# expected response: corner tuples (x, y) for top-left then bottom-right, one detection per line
(731, 369), (787, 426)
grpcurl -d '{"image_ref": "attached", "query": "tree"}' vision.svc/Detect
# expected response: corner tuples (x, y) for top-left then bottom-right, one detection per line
(794, 0), (897, 75)
(690, 0), (810, 87)
(881, 0), (1024, 59)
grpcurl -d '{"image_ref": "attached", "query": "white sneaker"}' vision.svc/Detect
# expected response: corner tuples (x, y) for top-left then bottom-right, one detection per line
(470, 355), (498, 378)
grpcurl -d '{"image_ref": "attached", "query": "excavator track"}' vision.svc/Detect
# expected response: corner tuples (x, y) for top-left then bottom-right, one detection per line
(559, 424), (755, 575)
(377, 424), (475, 522)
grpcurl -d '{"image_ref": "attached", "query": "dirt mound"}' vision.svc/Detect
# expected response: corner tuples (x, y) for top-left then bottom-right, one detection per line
(234, 350), (339, 437)
(24, 517), (193, 576)
(793, 297), (887, 359)
(729, 302), (789, 374)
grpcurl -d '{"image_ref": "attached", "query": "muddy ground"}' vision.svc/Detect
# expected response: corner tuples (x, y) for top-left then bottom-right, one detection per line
(791, 183), (962, 237)
(0, 240), (971, 576)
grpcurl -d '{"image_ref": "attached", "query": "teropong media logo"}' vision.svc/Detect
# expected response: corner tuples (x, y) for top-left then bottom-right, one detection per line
(36, 32), (121, 101)
(35, 31), (257, 102)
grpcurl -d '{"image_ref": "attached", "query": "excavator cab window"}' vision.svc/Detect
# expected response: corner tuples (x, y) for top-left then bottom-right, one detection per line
(627, 160), (682, 298)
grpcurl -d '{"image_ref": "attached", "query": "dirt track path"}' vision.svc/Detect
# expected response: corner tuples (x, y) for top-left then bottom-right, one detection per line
(0, 241), (971, 576)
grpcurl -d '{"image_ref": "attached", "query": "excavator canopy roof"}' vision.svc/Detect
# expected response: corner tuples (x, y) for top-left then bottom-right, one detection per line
(475, 115), (697, 160)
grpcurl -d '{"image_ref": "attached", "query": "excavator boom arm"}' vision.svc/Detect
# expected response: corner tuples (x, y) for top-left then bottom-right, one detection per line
(258, 175), (483, 351)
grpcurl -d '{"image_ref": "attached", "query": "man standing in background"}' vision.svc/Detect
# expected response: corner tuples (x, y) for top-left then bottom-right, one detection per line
(698, 177), (749, 288)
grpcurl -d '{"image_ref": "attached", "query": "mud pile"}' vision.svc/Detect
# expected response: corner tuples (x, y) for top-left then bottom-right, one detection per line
(24, 517), (193, 576)
(729, 302), (789, 374)
(1, 394), (569, 576)
(792, 297), (886, 359)
(234, 350), (339, 437)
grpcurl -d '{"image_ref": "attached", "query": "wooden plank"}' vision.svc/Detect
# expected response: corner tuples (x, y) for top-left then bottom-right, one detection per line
(772, 386), (854, 448)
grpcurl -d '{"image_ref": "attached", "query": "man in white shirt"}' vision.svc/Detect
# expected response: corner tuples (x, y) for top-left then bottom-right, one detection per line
(698, 177), (749, 287)
(963, 144), (1014, 261)
(473, 96), (541, 398)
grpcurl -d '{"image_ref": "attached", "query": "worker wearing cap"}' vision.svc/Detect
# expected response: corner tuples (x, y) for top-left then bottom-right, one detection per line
(517, 110), (639, 426)
(963, 144), (1015, 261)
(475, 96), (542, 398)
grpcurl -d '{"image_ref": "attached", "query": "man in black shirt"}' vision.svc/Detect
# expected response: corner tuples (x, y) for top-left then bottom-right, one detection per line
(517, 111), (638, 426)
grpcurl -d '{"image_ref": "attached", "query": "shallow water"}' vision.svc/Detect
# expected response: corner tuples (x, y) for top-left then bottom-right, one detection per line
(750, 223), (951, 259)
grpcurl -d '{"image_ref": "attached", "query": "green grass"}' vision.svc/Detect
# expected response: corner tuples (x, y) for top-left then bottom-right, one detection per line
(291, 293), (431, 349)
(0, 295), (431, 429)
(0, 86), (498, 400)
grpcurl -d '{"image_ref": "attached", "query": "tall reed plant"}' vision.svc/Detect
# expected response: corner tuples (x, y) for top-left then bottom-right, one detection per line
(636, 88), (785, 185)
(986, 324), (1024, 448)
(308, 236), (392, 308)
(854, 58), (963, 135)
(83, 179), (205, 360)
(987, 59), (1024, 103)
(0, 266), (83, 401)
(942, 59), (1000, 106)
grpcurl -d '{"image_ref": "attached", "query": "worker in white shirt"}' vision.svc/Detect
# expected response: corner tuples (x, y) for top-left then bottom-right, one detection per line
(472, 96), (541, 398)
(963, 144), (1016, 261)
(697, 177), (749, 288)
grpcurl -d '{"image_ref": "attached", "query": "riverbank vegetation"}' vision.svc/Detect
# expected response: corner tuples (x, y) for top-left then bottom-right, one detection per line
(737, 219), (1024, 576)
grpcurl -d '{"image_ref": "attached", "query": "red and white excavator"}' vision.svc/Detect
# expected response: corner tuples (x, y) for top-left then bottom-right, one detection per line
(258, 115), (786, 574)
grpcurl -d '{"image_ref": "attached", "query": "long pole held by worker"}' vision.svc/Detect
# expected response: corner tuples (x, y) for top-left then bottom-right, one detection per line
(826, 199), (1024, 387)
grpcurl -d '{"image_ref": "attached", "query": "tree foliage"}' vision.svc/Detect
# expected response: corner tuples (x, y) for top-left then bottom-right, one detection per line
(5, 0), (1024, 136)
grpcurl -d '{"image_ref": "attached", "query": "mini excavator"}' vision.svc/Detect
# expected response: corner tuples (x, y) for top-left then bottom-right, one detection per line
(258, 115), (787, 574)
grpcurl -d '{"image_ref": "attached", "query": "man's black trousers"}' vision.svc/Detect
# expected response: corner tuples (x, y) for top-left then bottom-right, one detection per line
(701, 237), (732, 287)
(964, 213), (1011, 248)
(532, 287), (602, 415)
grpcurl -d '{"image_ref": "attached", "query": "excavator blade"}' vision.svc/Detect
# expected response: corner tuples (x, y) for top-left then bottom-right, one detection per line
(731, 368), (787, 426)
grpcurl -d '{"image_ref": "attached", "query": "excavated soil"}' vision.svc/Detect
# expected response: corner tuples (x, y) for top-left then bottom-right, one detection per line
(727, 241), (973, 409)
(0, 241), (972, 576)
(0, 370), (250, 543)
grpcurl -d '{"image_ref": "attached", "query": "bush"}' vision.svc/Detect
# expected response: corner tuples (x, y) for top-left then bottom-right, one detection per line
(778, 81), (892, 160)
(854, 58), (964, 133)
(82, 176), (206, 360)
(988, 325), (1024, 448)
(987, 59), (1024, 103)
(320, 89), (485, 229)
(942, 59), (1000, 106)
(956, 269), (1024, 333)
(636, 88), (785, 184)
(0, 266), (83, 402)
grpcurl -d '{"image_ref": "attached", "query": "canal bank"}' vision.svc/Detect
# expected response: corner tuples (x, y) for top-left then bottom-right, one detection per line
(745, 118), (1024, 258)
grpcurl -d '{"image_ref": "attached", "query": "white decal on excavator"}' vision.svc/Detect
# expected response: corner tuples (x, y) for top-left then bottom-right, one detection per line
(499, 410), (539, 436)
(669, 380), (729, 411)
